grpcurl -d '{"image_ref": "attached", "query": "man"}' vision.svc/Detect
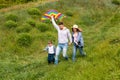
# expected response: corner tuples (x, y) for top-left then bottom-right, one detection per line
(51, 16), (72, 64)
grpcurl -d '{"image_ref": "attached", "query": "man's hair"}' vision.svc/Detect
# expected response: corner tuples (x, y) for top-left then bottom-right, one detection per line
(58, 22), (64, 25)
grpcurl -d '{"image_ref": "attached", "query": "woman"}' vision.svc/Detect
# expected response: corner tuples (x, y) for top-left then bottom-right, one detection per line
(72, 24), (86, 61)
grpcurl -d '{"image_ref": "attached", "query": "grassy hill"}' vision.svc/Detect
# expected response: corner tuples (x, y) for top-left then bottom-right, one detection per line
(0, 0), (120, 80)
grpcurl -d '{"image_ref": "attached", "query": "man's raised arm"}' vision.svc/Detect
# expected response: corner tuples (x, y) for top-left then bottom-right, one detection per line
(51, 16), (59, 31)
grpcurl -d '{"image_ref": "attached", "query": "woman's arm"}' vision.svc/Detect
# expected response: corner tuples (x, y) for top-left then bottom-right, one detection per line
(78, 32), (84, 47)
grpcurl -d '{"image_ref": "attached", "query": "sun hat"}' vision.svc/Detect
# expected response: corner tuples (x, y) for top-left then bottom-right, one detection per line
(72, 24), (82, 32)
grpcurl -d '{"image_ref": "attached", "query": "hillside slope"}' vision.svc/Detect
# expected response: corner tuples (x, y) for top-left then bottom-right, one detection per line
(0, 0), (120, 80)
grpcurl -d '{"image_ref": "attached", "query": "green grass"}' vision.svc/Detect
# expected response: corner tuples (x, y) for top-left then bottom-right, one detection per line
(0, 0), (120, 80)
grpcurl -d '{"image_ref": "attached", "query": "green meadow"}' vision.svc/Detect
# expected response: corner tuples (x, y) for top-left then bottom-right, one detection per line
(0, 0), (120, 80)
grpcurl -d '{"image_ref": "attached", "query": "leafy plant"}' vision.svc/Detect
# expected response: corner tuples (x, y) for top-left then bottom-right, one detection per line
(36, 23), (50, 32)
(15, 0), (37, 3)
(0, 4), (9, 9)
(112, 0), (120, 5)
(27, 8), (40, 15)
(17, 33), (32, 47)
(26, 19), (36, 27)
(65, 10), (73, 17)
(5, 14), (18, 22)
(5, 20), (17, 29)
(16, 23), (32, 33)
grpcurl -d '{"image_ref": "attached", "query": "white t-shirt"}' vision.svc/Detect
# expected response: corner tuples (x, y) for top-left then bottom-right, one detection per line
(48, 46), (55, 54)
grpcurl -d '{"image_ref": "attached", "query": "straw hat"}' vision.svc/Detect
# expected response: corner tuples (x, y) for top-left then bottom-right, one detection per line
(72, 24), (82, 32)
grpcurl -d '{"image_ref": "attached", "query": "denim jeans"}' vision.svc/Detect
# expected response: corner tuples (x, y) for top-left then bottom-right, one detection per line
(48, 54), (55, 63)
(72, 43), (86, 61)
(54, 43), (68, 64)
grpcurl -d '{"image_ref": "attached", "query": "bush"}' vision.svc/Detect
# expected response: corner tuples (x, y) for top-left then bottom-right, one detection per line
(36, 23), (50, 32)
(26, 19), (36, 27)
(16, 23), (32, 33)
(5, 20), (17, 29)
(112, 0), (120, 5)
(17, 33), (32, 47)
(38, 32), (56, 42)
(65, 11), (73, 17)
(15, 0), (37, 3)
(27, 8), (40, 15)
(45, 32), (56, 42)
(5, 14), (18, 22)
(0, 4), (9, 9)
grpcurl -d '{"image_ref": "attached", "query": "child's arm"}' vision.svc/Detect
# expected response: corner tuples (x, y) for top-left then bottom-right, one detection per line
(43, 46), (48, 51)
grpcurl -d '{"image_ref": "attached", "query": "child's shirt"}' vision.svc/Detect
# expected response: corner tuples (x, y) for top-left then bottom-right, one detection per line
(44, 45), (56, 54)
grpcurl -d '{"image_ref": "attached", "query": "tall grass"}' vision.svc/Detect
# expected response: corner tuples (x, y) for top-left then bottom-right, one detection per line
(0, 0), (120, 80)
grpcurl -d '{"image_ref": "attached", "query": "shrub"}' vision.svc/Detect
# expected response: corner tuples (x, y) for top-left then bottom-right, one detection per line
(26, 19), (36, 27)
(5, 20), (17, 29)
(65, 11), (73, 17)
(45, 32), (56, 42)
(17, 33), (32, 47)
(27, 8), (40, 15)
(5, 14), (18, 22)
(16, 23), (32, 33)
(36, 23), (50, 32)
(112, 0), (120, 5)
(38, 32), (56, 42)
(15, 0), (37, 3)
(0, 4), (9, 9)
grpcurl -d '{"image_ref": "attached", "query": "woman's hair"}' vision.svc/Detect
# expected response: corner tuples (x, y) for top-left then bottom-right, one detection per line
(72, 28), (79, 32)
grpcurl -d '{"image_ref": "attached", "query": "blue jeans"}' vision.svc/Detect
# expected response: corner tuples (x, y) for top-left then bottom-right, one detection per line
(48, 54), (55, 63)
(72, 43), (86, 61)
(54, 43), (68, 64)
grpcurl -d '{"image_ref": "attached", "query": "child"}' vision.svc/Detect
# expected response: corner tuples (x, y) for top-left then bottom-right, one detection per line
(44, 41), (56, 64)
